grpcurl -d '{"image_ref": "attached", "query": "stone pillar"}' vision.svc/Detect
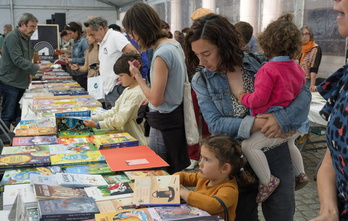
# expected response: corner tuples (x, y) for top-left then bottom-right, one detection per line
(171, 0), (182, 34)
(262, 0), (282, 30)
(202, 0), (216, 12)
(240, 0), (258, 34)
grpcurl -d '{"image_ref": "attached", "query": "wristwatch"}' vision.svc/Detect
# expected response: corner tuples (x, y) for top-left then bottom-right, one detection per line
(96, 122), (100, 129)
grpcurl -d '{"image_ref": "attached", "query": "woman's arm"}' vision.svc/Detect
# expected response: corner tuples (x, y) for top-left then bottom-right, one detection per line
(310, 148), (339, 221)
(309, 46), (322, 92)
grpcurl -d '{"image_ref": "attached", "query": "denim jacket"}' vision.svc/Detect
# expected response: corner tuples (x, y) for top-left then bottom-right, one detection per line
(71, 36), (88, 65)
(191, 55), (311, 139)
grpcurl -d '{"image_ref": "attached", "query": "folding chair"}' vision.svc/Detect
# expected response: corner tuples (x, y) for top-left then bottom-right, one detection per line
(0, 118), (15, 147)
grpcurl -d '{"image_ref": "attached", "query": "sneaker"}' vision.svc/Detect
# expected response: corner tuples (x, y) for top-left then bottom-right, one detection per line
(256, 175), (280, 203)
(295, 173), (310, 191)
(186, 159), (198, 170)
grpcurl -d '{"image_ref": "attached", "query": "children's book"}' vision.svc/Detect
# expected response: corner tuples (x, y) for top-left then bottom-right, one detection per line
(30, 174), (58, 186)
(1, 145), (50, 155)
(63, 163), (113, 175)
(84, 182), (134, 201)
(38, 197), (99, 220)
(15, 127), (57, 137)
(55, 110), (91, 117)
(92, 128), (121, 135)
(0, 153), (51, 170)
(50, 151), (105, 167)
(94, 208), (151, 221)
(48, 143), (96, 154)
(56, 116), (90, 131)
(93, 133), (139, 149)
(103, 174), (132, 184)
(33, 184), (88, 200)
(12, 136), (58, 146)
(58, 129), (92, 138)
(95, 197), (134, 213)
(3, 184), (37, 210)
(132, 175), (180, 207)
(55, 173), (108, 188)
(100, 145), (169, 172)
(146, 204), (211, 221)
(19, 118), (55, 129)
(57, 136), (94, 144)
(124, 170), (169, 181)
(1, 166), (61, 185)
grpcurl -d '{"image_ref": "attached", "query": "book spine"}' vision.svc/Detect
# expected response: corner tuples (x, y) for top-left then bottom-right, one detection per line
(41, 213), (95, 220)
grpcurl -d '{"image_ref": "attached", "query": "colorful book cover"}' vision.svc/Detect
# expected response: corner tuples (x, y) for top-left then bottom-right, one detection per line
(132, 175), (180, 206)
(12, 136), (58, 146)
(146, 204), (211, 221)
(57, 136), (94, 144)
(33, 184), (88, 199)
(19, 118), (55, 129)
(100, 146), (169, 172)
(77, 100), (102, 107)
(30, 174), (59, 186)
(103, 174), (132, 184)
(50, 151), (105, 167)
(63, 163), (113, 175)
(15, 127), (57, 136)
(54, 99), (77, 104)
(0, 153), (51, 170)
(1, 166), (61, 185)
(38, 197), (99, 219)
(48, 143), (96, 154)
(56, 173), (108, 188)
(84, 182), (133, 201)
(74, 97), (97, 102)
(32, 100), (55, 105)
(124, 170), (169, 181)
(58, 129), (92, 138)
(1, 145), (50, 155)
(56, 116), (90, 131)
(95, 197), (134, 213)
(55, 110), (91, 117)
(95, 208), (151, 221)
(93, 133), (139, 149)
(92, 128), (121, 135)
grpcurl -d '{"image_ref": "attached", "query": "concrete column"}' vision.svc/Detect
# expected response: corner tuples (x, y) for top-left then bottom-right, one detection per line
(262, 0), (282, 30)
(202, 0), (216, 12)
(240, 0), (258, 34)
(171, 0), (181, 34)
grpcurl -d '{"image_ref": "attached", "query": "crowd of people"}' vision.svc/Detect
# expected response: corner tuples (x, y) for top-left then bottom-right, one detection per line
(1, 0), (347, 220)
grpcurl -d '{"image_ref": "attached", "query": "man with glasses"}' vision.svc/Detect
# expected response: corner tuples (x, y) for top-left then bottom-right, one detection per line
(0, 13), (52, 130)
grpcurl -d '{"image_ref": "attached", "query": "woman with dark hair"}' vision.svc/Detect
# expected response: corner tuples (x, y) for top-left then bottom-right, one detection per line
(299, 26), (322, 92)
(184, 13), (311, 221)
(64, 21), (88, 90)
(123, 2), (190, 174)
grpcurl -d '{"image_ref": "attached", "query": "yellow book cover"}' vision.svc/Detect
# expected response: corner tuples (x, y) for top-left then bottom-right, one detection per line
(95, 208), (152, 221)
(50, 151), (105, 166)
(93, 133), (138, 149)
(15, 127), (57, 136)
(54, 99), (77, 104)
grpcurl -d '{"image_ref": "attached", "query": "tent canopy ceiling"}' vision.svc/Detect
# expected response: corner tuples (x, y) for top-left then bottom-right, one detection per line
(97, 0), (140, 8)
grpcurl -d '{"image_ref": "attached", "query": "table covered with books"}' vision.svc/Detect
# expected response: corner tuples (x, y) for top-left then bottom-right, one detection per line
(0, 69), (219, 221)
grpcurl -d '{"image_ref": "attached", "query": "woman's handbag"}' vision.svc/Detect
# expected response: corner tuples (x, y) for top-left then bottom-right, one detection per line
(213, 196), (229, 221)
(183, 73), (200, 146)
(87, 72), (104, 100)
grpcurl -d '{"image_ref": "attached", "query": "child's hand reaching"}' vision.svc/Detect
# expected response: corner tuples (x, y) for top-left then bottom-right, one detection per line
(83, 119), (97, 128)
(179, 185), (189, 201)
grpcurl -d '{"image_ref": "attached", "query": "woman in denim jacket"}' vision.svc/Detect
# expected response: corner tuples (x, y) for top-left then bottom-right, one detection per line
(184, 14), (311, 221)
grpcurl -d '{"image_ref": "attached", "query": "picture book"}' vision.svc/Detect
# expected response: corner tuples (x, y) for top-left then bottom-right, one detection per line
(3, 184), (37, 210)
(132, 175), (180, 206)
(84, 183), (133, 201)
(33, 184), (88, 200)
(12, 136), (58, 146)
(48, 143), (96, 154)
(50, 151), (105, 167)
(55, 110), (91, 117)
(56, 116), (90, 131)
(76, 100), (102, 107)
(1, 166), (61, 185)
(103, 174), (132, 184)
(124, 170), (169, 181)
(94, 208), (151, 221)
(92, 128), (121, 135)
(30, 174), (59, 186)
(15, 127), (57, 137)
(93, 133), (139, 149)
(19, 118), (55, 129)
(38, 197), (99, 219)
(100, 146), (169, 172)
(62, 163), (113, 175)
(54, 99), (77, 104)
(57, 136), (94, 144)
(0, 153), (51, 170)
(146, 204), (211, 221)
(1, 144), (50, 155)
(58, 129), (92, 138)
(55, 173), (108, 188)
(95, 197), (134, 213)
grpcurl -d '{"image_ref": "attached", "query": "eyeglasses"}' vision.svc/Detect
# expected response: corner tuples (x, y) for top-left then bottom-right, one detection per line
(301, 33), (310, 36)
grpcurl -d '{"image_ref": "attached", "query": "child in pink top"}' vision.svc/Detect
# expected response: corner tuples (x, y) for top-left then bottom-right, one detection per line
(238, 14), (309, 203)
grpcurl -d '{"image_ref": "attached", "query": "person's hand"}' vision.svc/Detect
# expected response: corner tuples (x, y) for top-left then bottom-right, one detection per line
(238, 91), (246, 103)
(70, 63), (79, 71)
(39, 66), (54, 72)
(309, 85), (317, 92)
(179, 185), (189, 201)
(139, 98), (148, 106)
(29, 74), (33, 83)
(310, 213), (339, 221)
(83, 119), (97, 128)
(128, 60), (142, 80)
(257, 113), (282, 138)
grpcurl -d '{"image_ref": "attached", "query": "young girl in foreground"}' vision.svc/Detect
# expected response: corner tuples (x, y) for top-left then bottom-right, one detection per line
(175, 135), (254, 221)
(238, 14), (309, 203)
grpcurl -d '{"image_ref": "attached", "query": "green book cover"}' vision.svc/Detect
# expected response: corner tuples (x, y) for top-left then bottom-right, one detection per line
(58, 129), (92, 138)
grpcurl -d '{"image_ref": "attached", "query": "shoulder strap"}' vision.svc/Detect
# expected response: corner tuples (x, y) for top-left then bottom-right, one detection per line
(213, 196), (229, 221)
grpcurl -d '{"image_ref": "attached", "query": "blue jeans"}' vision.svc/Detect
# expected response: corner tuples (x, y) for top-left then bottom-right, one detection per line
(148, 127), (167, 162)
(235, 142), (295, 221)
(0, 81), (25, 129)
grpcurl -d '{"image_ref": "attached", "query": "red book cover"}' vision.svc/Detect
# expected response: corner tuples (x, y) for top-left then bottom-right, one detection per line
(100, 146), (169, 172)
